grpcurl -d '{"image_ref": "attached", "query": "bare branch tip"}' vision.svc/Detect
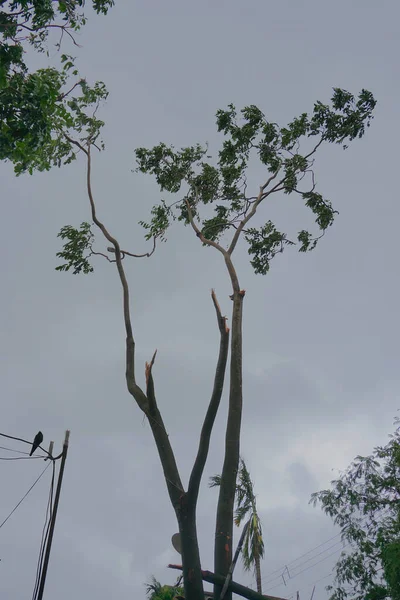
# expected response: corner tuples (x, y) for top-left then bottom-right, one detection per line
(145, 349), (158, 383)
(211, 288), (223, 313)
(151, 349), (158, 365)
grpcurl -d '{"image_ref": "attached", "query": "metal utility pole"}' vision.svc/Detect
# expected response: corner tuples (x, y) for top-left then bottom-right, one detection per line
(37, 430), (70, 600)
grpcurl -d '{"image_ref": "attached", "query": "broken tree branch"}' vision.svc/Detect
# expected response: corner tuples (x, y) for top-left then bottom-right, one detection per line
(168, 565), (288, 600)
(187, 290), (230, 506)
(145, 350), (185, 501)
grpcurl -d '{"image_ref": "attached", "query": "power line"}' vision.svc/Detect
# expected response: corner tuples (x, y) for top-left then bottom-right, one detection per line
(286, 571), (334, 600)
(284, 555), (386, 600)
(260, 507), (392, 589)
(0, 432), (53, 460)
(0, 455), (45, 461)
(282, 540), (345, 579)
(36, 430), (70, 600)
(265, 544), (347, 592)
(0, 463), (52, 530)
(263, 509), (393, 594)
(0, 445), (30, 455)
(260, 530), (343, 584)
(0, 431), (68, 600)
(261, 538), (344, 589)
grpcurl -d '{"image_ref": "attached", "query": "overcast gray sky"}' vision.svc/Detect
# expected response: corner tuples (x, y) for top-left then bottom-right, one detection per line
(1, 1), (399, 599)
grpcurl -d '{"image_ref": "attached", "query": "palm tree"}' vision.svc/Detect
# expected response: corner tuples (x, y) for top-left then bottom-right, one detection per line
(210, 457), (265, 594)
(145, 575), (184, 600)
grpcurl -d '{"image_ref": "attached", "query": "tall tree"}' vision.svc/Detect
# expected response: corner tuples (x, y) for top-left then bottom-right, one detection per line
(210, 457), (265, 594)
(133, 90), (376, 599)
(311, 417), (400, 600)
(1, 13), (377, 592)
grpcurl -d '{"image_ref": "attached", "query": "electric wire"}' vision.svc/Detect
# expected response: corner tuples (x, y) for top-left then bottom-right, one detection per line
(286, 571), (335, 600)
(0, 431), (62, 599)
(260, 530), (343, 583)
(260, 507), (392, 589)
(0, 432), (53, 460)
(0, 445), (30, 455)
(264, 544), (348, 593)
(0, 455), (46, 461)
(0, 462), (52, 530)
(262, 539), (345, 589)
(284, 556), (386, 600)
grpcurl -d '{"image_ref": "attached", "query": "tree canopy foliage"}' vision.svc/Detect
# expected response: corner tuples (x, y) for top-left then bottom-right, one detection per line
(135, 89), (376, 275)
(0, 0), (111, 173)
(51, 89), (376, 277)
(311, 417), (400, 600)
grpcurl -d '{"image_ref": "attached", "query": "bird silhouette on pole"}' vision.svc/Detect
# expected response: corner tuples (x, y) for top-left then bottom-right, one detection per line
(30, 431), (43, 456)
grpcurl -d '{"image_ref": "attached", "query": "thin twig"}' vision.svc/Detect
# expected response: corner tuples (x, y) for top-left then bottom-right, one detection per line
(107, 235), (157, 259)
(57, 79), (85, 102)
(227, 171), (285, 256)
(16, 21), (81, 47)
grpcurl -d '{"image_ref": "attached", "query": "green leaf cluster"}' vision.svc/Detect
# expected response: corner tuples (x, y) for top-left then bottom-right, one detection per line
(0, 1), (114, 83)
(0, 1), (111, 174)
(135, 89), (375, 274)
(381, 540), (400, 600)
(245, 222), (294, 275)
(311, 418), (400, 600)
(55, 221), (94, 274)
(145, 576), (184, 600)
(210, 457), (265, 576)
(0, 56), (108, 174)
(0, 1), (114, 50)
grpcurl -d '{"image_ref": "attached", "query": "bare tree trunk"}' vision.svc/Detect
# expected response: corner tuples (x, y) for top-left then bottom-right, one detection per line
(214, 285), (244, 600)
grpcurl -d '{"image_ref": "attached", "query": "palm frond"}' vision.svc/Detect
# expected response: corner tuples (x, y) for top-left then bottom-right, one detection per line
(209, 474), (222, 488)
(209, 457), (265, 586)
(145, 576), (162, 597)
